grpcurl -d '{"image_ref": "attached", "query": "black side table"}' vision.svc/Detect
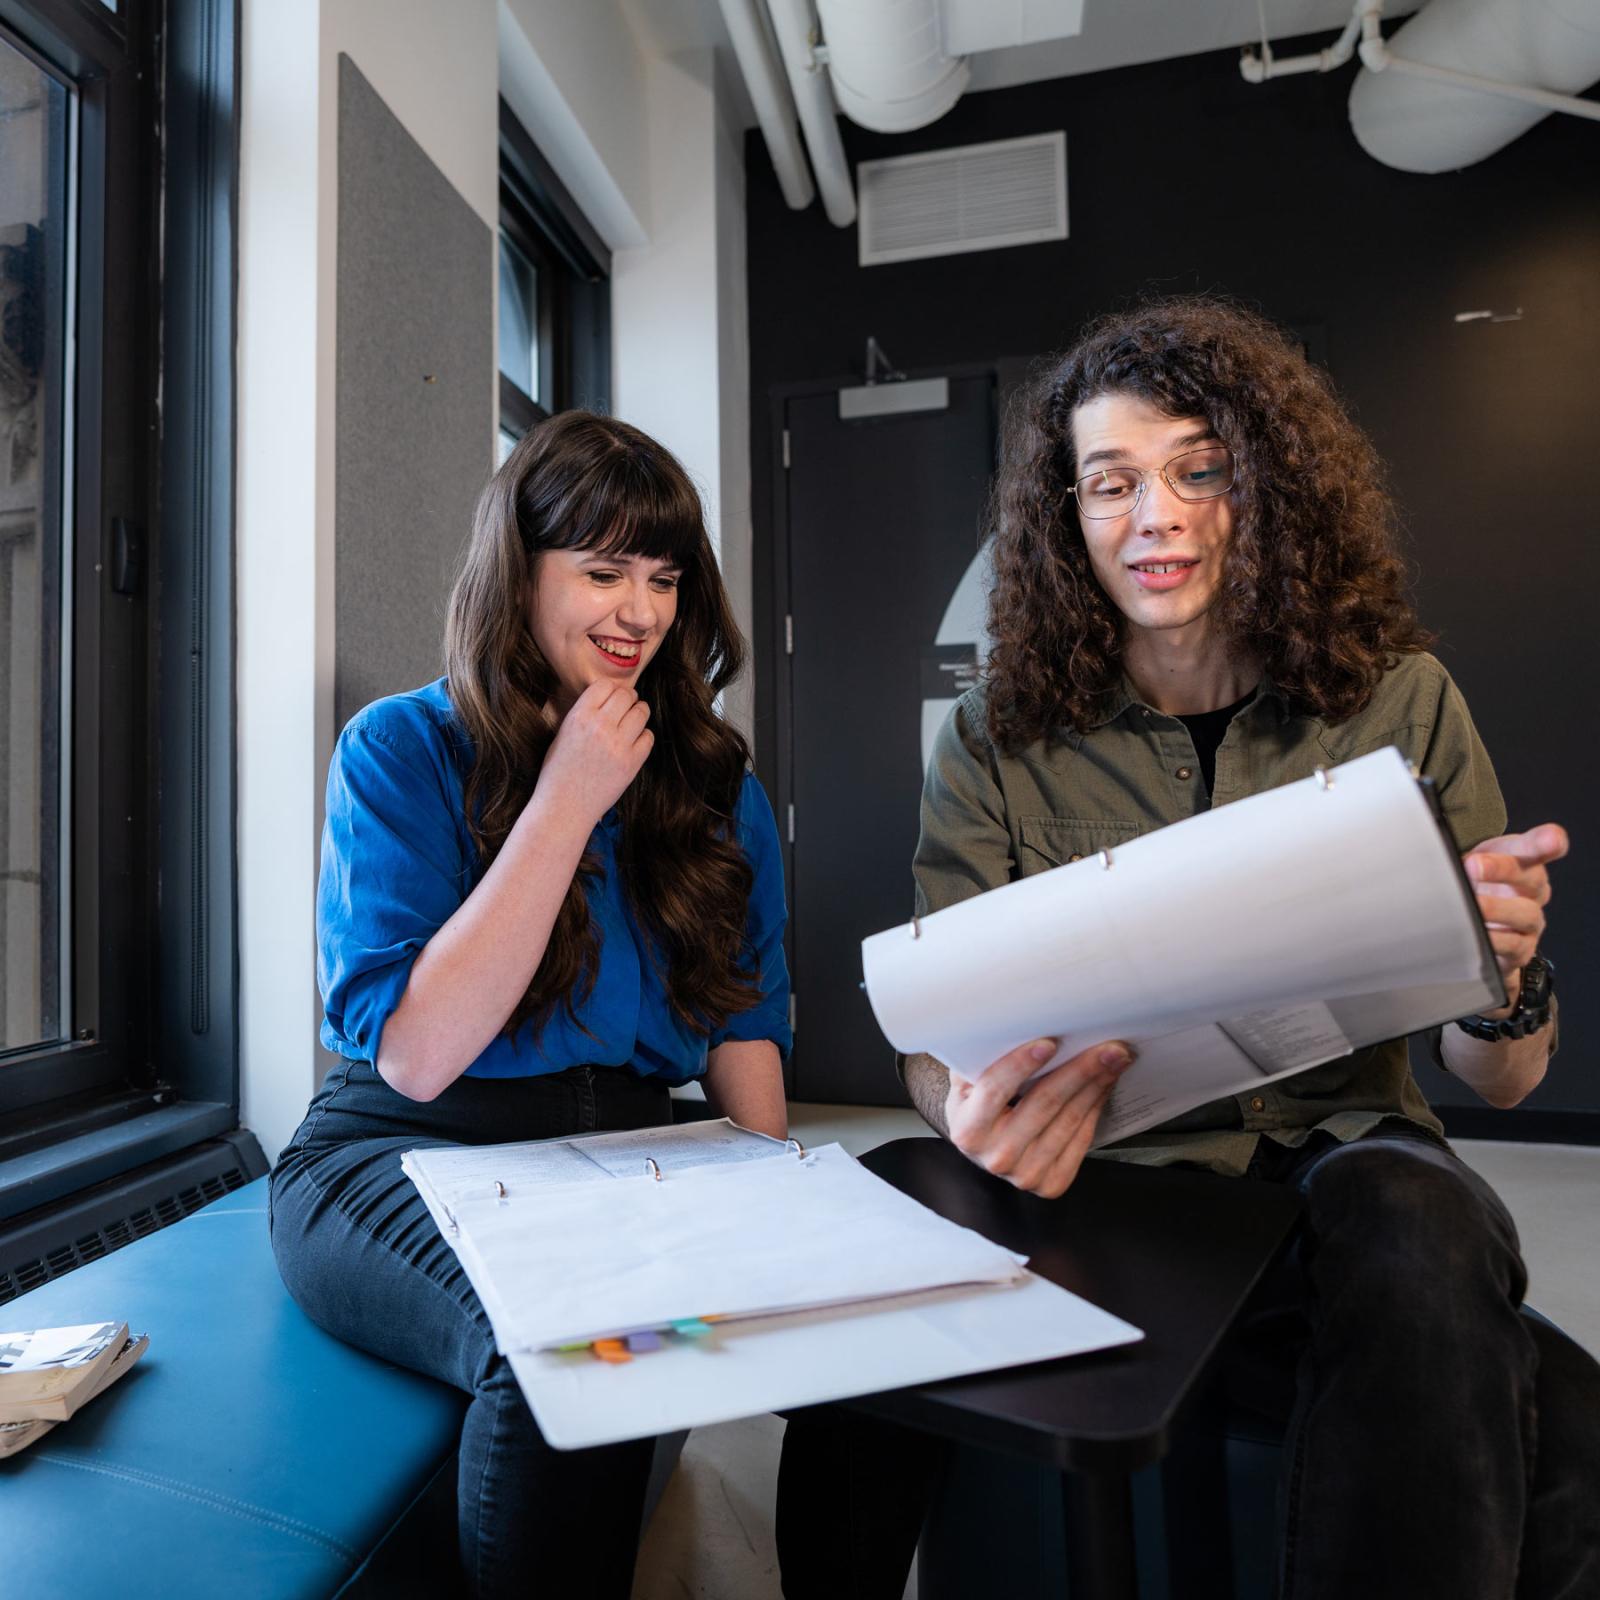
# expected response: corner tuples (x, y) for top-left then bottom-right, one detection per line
(846, 1138), (1304, 1600)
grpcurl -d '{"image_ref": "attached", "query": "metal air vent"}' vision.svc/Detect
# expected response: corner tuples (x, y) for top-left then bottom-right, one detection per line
(0, 1132), (267, 1306)
(857, 130), (1067, 267)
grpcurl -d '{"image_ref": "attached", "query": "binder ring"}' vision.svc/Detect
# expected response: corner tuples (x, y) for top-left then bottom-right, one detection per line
(1099, 848), (1114, 871)
(786, 1137), (807, 1160)
(643, 1157), (663, 1182)
(493, 1180), (507, 1201)
(909, 917), (922, 940)
(1314, 767), (1334, 791)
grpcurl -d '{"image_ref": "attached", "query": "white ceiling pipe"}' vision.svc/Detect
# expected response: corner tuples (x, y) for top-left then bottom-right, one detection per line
(764, 0), (857, 226)
(1349, 0), (1600, 173)
(1239, 9), (1363, 82)
(814, 0), (969, 134)
(717, 0), (817, 210)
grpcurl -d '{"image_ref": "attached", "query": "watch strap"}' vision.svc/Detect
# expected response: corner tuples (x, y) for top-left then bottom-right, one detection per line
(1456, 954), (1554, 1042)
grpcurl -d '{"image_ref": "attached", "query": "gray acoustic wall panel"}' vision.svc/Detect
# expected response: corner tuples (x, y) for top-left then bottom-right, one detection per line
(336, 55), (493, 736)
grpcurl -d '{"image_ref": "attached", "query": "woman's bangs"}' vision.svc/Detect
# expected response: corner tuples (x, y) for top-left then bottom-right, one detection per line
(561, 453), (705, 569)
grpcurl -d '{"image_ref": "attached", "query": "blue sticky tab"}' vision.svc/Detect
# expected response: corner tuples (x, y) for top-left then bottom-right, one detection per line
(626, 1330), (663, 1354)
(671, 1318), (712, 1338)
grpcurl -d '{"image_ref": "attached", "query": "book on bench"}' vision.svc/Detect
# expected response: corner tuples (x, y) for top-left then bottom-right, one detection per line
(0, 1322), (150, 1458)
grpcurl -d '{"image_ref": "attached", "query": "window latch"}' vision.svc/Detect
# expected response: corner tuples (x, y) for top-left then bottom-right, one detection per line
(112, 517), (145, 597)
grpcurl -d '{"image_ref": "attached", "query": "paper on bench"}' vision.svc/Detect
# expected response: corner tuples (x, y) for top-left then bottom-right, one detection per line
(861, 747), (1501, 1143)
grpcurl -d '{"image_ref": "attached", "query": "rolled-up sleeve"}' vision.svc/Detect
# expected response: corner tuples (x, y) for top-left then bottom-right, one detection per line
(318, 714), (471, 1065)
(708, 774), (793, 1058)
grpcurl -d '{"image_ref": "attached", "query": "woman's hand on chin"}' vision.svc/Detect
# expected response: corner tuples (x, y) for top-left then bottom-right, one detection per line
(536, 680), (654, 825)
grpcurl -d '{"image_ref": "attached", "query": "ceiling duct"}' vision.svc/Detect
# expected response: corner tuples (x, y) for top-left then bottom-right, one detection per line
(745, 0), (1085, 226)
(1348, 0), (1600, 172)
(814, 0), (967, 134)
(1243, 0), (1600, 173)
(812, 0), (1085, 133)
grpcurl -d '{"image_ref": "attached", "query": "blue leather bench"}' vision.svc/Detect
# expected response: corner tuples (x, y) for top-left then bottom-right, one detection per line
(0, 1176), (467, 1597)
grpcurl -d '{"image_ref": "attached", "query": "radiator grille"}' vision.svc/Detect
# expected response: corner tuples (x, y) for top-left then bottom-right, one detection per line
(0, 1138), (264, 1307)
(858, 131), (1067, 267)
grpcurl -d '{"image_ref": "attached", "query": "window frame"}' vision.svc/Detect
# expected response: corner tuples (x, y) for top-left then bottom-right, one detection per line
(0, 0), (239, 1215)
(497, 98), (611, 441)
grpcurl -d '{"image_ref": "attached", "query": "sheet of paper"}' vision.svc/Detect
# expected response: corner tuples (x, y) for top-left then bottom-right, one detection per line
(448, 1144), (1028, 1350)
(862, 749), (1500, 1109)
(509, 1271), (1143, 1450)
(402, 1117), (785, 1219)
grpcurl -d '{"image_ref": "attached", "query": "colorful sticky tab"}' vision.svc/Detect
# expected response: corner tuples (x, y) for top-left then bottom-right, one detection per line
(670, 1318), (713, 1338)
(592, 1338), (631, 1364)
(626, 1330), (663, 1354)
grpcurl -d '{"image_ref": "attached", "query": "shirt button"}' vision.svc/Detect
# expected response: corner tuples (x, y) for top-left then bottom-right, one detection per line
(1249, 1095), (1266, 1113)
(1141, 708), (1152, 719)
(1176, 766), (1193, 780)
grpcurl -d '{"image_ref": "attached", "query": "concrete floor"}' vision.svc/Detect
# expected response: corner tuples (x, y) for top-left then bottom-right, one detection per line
(631, 1109), (1600, 1600)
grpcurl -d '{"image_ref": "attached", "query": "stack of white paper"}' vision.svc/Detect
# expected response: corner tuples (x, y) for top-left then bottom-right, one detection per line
(450, 1145), (1026, 1351)
(861, 747), (1501, 1144)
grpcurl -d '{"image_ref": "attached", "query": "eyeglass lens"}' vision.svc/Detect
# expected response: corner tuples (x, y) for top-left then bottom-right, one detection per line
(1074, 447), (1235, 517)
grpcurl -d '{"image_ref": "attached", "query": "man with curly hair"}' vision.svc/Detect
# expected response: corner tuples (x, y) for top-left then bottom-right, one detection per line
(777, 299), (1598, 1599)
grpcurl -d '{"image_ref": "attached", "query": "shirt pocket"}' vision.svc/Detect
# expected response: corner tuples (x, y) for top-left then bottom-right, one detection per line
(1017, 817), (1142, 876)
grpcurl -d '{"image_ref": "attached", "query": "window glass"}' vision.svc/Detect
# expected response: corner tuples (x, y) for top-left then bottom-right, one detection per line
(498, 230), (538, 405)
(0, 41), (69, 1055)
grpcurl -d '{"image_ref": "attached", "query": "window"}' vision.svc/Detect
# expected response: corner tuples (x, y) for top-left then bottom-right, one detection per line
(498, 99), (611, 454)
(0, 38), (70, 1059)
(0, 0), (237, 1203)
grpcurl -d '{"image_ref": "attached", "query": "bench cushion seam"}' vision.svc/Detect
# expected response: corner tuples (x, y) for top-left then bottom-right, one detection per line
(28, 1452), (363, 1564)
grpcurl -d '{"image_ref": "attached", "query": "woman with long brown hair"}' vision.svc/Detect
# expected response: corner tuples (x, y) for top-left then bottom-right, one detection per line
(270, 411), (790, 1598)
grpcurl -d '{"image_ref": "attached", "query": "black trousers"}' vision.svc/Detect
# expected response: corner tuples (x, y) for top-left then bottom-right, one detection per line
(775, 1126), (1600, 1600)
(269, 1058), (673, 1600)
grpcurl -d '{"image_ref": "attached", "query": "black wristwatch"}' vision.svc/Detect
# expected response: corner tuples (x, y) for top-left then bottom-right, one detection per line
(1456, 953), (1555, 1042)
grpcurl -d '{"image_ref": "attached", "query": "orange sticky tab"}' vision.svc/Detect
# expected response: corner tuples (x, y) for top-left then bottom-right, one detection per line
(592, 1339), (632, 1364)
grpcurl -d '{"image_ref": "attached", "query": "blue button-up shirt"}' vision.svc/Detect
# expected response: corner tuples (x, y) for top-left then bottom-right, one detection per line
(317, 679), (792, 1082)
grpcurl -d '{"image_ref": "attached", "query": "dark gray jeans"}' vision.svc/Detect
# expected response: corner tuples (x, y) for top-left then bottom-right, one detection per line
(269, 1058), (672, 1599)
(776, 1125), (1600, 1599)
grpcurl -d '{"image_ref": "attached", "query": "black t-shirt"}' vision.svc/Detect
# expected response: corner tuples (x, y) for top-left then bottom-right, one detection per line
(1177, 693), (1255, 800)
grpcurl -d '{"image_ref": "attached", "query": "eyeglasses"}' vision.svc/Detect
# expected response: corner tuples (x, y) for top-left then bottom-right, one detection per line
(1069, 446), (1236, 519)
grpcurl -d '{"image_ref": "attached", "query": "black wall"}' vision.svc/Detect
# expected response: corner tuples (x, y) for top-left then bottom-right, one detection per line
(747, 34), (1600, 1121)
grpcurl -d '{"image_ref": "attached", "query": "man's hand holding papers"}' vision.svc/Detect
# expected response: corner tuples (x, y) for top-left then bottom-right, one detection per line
(940, 1036), (1135, 1201)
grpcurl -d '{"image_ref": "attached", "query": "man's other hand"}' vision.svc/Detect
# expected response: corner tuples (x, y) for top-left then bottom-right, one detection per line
(1465, 823), (1568, 1013)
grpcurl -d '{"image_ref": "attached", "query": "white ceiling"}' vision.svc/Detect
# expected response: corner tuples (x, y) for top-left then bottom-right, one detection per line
(619, 0), (1422, 131)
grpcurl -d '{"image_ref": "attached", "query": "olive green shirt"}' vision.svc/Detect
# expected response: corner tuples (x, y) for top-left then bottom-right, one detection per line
(911, 653), (1506, 1177)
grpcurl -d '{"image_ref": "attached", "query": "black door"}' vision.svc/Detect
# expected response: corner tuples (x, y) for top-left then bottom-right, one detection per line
(784, 375), (996, 1104)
